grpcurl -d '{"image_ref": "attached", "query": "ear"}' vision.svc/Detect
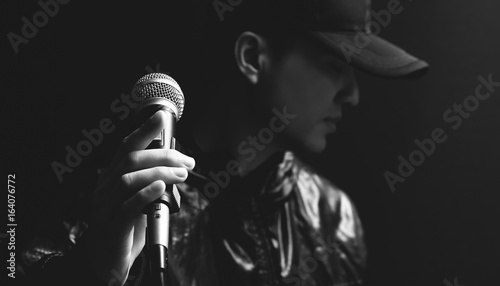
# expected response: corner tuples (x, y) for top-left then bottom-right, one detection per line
(234, 31), (270, 85)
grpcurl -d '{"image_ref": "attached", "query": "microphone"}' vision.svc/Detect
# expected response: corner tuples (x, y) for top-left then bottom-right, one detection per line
(131, 73), (185, 286)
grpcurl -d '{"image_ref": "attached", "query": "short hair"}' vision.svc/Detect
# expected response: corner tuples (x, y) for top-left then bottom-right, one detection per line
(175, 1), (306, 140)
(177, 21), (298, 128)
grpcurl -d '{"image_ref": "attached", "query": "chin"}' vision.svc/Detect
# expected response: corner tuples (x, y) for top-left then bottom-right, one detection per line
(302, 137), (327, 154)
(283, 132), (327, 154)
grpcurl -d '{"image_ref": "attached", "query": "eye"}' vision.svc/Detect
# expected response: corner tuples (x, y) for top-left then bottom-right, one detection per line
(319, 55), (344, 74)
(321, 59), (343, 75)
(328, 62), (344, 74)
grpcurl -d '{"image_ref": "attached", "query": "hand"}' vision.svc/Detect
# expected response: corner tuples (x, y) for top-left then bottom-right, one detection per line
(86, 110), (195, 285)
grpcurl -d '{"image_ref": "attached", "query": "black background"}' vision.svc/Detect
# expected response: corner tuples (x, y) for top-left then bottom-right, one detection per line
(1, 0), (500, 285)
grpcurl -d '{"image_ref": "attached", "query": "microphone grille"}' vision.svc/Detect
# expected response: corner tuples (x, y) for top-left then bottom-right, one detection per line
(133, 73), (185, 119)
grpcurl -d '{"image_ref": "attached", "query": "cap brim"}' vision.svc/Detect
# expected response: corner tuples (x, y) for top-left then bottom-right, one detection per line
(307, 31), (429, 79)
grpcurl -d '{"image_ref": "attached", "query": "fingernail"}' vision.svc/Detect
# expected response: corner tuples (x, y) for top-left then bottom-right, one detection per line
(184, 157), (195, 170)
(150, 110), (165, 122)
(173, 168), (187, 178)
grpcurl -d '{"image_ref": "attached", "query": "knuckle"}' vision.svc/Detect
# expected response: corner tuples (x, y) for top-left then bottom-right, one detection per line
(155, 166), (169, 178)
(164, 149), (180, 163)
(125, 151), (140, 166)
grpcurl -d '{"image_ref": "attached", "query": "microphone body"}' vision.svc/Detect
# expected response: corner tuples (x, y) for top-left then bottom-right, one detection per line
(131, 73), (185, 286)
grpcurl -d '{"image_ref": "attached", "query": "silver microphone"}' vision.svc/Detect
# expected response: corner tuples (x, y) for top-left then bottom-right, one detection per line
(132, 72), (185, 286)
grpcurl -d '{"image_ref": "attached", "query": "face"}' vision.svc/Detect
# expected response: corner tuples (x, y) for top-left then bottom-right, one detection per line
(256, 33), (360, 154)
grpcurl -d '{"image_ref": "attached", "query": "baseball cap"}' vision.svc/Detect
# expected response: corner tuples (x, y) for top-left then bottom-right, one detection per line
(206, 0), (429, 79)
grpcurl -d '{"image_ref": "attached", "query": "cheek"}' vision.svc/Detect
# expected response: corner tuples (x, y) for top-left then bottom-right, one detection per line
(278, 73), (337, 132)
(272, 60), (330, 117)
(260, 55), (339, 153)
(272, 72), (335, 152)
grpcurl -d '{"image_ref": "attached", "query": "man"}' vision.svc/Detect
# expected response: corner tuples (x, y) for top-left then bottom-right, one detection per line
(30, 0), (428, 285)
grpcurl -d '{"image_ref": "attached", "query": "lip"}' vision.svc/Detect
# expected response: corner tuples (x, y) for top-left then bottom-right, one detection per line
(324, 116), (341, 124)
(323, 117), (340, 132)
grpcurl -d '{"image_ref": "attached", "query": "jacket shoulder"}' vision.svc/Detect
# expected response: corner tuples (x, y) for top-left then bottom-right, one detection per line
(292, 155), (365, 242)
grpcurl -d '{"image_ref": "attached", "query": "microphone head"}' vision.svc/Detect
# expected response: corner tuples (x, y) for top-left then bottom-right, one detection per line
(132, 73), (185, 120)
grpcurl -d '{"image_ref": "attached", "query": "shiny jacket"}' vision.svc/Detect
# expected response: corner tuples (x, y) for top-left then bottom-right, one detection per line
(28, 151), (366, 286)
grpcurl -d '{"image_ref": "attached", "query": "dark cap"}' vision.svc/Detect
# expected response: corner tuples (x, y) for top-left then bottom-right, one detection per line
(208, 0), (429, 79)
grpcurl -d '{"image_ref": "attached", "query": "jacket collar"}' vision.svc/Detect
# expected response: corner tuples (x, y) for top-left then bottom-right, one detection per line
(178, 139), (298, 205)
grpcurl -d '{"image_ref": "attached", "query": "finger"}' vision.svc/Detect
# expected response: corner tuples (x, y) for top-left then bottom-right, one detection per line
(93, 164), (188, 213)
(104, 110), (169, 176)
(111, 149), (195, 179)
(122, 180), (165, 219)
(108, 180), (166, 250)
(107, 166), (188, 203)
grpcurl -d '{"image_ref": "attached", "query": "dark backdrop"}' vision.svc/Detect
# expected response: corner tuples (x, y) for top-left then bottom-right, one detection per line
(1, 0), (499, 285)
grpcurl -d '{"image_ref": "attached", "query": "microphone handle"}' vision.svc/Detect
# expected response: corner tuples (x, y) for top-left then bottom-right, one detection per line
(142, 105), (181, 286)
(145, 199), (170, 286)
